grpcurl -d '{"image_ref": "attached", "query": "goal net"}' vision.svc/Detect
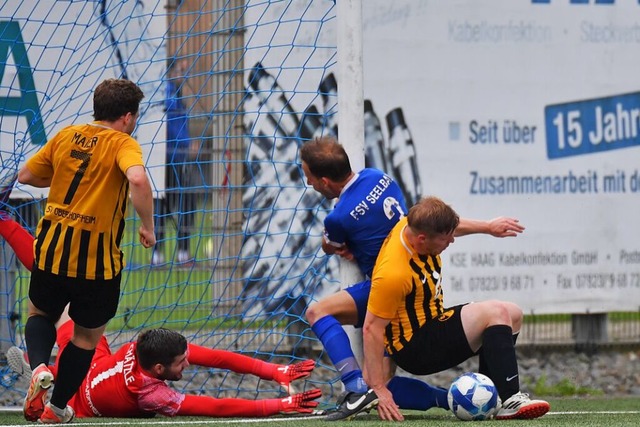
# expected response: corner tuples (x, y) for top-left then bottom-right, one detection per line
(0, 0), (346, 404)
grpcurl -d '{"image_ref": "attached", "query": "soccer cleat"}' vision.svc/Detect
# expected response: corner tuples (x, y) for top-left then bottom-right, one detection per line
(0, 171), (16, 208)
(39, 403), (75, 424)
(495, 392), (550, 420)
(325, 389), (378, 421)
(273, 359), (315, 394)
(23, 364), (54, 421)
(6, 346), (32, 377)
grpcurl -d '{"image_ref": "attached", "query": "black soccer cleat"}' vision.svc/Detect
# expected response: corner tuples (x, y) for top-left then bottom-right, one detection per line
(325, 389), (378, 421)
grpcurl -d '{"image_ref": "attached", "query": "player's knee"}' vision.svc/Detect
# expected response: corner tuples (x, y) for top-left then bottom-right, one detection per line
(509, 304), (523, 331)
(305, 302), (321, 325)
(484, 300), (513, 326)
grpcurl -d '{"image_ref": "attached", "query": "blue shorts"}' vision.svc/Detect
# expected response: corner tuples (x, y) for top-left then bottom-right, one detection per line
(344, 279), (371, 328)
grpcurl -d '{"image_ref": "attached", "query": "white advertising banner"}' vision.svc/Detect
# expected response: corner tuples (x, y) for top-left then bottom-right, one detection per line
(242, 0), (640, 314)
(362, 0), (640, 313)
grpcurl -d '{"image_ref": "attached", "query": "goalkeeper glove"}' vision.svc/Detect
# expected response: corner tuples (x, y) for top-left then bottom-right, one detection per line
(273, 359), (315, 394)
(279, 388), (322, 414)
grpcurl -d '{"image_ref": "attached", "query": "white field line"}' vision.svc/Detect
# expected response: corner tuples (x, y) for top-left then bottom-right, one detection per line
(547, 410), (640, 415)
(1, 410), (639, 426)
(0, 415), (322, 427)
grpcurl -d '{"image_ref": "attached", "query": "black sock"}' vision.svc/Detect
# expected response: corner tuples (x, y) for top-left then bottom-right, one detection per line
(478, 351), (490, 378)
(25, 315), (57, 369)
(481, 325), (519, 401)
(478, 331), (520, 377)
(50, 342), (95, 409)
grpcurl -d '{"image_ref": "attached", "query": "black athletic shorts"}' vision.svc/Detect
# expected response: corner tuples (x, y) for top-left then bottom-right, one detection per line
(28, 268), (121, 329)
(391, 304), (476, 375)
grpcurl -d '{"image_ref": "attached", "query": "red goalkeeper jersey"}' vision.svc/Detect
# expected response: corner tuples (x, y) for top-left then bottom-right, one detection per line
(69, 341), (184, 418)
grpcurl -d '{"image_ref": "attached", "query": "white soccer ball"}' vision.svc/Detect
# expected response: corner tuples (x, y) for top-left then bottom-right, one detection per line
(447, 372), (500, 421)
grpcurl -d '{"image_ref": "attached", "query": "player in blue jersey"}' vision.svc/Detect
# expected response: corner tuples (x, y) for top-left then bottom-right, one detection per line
(322, 168), (406, 277)
(300, 136), (525, 420)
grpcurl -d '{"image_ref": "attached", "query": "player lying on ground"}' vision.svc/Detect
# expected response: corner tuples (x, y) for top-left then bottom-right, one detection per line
(0, 201), (321, 419)
(8, 319), (320, 419)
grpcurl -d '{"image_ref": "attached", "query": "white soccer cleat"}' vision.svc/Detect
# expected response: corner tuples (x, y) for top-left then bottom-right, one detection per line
(6, 346), (31, 377)
(495, 392), (550, 420)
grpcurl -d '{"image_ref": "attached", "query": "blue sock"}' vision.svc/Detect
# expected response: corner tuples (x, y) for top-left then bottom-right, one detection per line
(387, 376), (450, 410)
(312, 316), (368, 393)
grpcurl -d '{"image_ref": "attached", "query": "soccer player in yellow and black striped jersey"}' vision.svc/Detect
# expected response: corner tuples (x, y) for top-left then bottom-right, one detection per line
(18, 78), (156, 423)
(363, 196), (549, 422)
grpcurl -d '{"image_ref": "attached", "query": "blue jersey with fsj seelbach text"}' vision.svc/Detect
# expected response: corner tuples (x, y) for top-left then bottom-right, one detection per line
(323, 168), (407, 278)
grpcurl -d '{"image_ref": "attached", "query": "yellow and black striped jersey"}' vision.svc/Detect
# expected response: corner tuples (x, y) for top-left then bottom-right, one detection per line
(25, 122), (144, 280)
(368, 217), (445, 355)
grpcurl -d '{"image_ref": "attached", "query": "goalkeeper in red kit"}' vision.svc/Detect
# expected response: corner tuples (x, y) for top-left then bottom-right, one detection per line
(0, 202), (321, 419)
(9, 319), (320, 418)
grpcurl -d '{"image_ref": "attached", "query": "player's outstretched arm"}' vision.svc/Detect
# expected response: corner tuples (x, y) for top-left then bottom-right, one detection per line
(271, 359), (315, 393)
(176, 388), (322, 417)
(455, 216), (524, 238)
(186, 344), (315, 385)
(0, 216), (35, 270)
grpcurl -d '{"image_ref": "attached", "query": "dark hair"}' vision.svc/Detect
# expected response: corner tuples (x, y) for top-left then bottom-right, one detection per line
(93, 78), (145, 122)
(136, 328), (187, 370)
(299, 136), (352, 181)
(407, 196), (460, 236)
